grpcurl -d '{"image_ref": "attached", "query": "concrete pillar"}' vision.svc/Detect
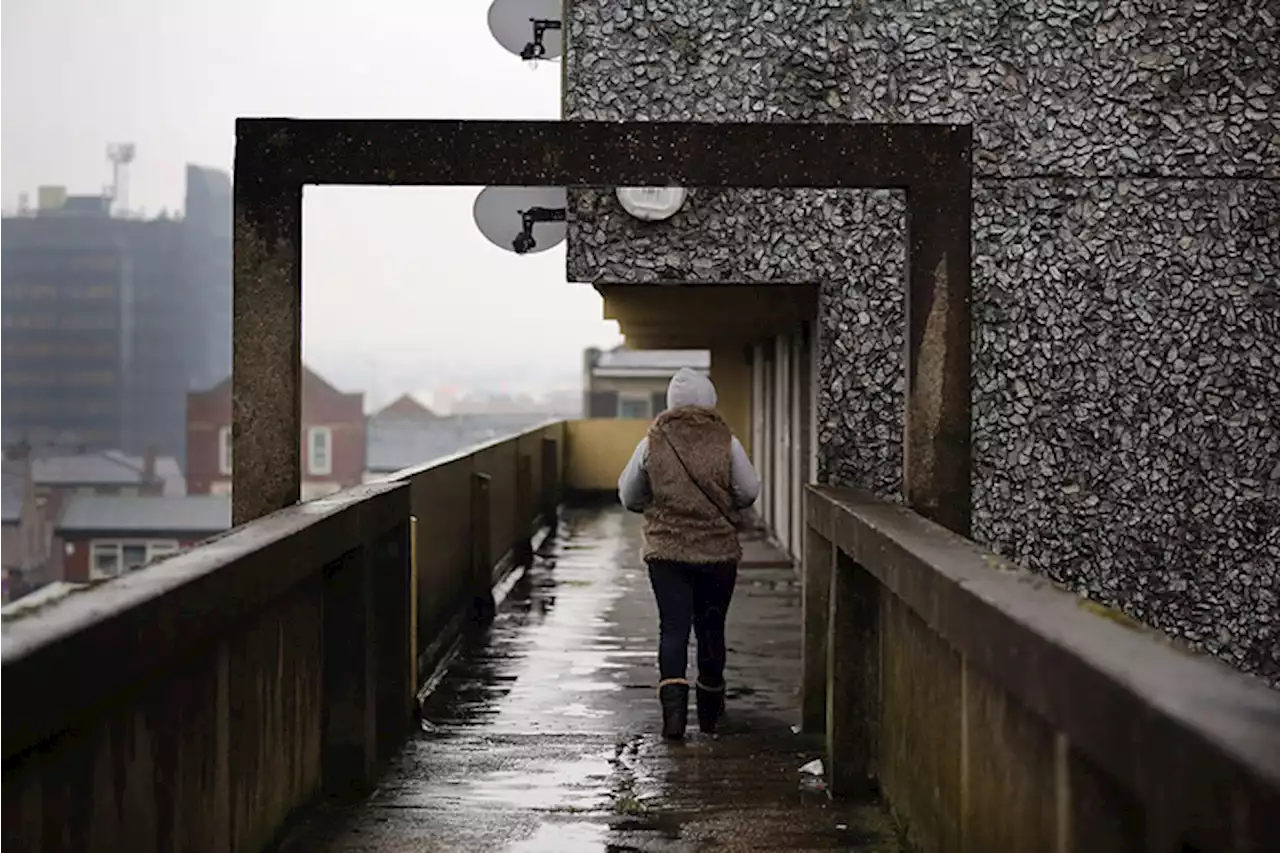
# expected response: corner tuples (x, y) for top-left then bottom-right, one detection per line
(710, 345), (753, 456)
(750, 343), (765, 469)
(408, 515), (419, 694)
(232, 178), (302, 525)
(904, 182), (973, 536)
(826, 550), (881, 799)
(514, 453), (534, 569)
(470, 472), (494, 624)
(801, 524), (833, 733)
(322, 548), (377, 795)
(540, 437), (559, 523)
(373, 521), (414, 759)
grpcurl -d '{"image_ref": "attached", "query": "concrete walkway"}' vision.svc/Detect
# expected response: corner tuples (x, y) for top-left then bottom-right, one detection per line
(279, 508), (899, 852)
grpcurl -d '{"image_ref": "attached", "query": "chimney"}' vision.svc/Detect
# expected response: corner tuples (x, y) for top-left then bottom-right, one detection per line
(142, 445), (158, 483)
(4, 438), (32, 462)
(20, 454), (43, 570)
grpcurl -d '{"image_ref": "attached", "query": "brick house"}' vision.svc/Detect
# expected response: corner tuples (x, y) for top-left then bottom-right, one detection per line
(55, 494), (230, 582)
(186, 366), (365, 500)
(1, 446), (186, 598)
(582, 345), (710, 419)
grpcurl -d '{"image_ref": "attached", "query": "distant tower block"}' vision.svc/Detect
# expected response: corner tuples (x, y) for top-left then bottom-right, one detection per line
(106, 143), (137, 216)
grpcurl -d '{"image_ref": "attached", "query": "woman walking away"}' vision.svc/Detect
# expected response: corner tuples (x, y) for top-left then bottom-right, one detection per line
(618, 367), (761, 740)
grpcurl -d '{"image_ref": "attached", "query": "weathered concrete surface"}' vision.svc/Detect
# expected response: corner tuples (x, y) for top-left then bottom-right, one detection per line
(807, 486), (1280, 852)
(277, 508), (899, 852)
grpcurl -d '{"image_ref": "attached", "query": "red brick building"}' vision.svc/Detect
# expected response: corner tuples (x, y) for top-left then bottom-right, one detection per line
(56, 494), (230, 583)
(186, 366), (365, 500)
(2, 447), (187, 599)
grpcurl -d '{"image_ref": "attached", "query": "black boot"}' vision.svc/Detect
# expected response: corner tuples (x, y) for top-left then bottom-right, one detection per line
(658, 680), (690, 740)
(696, 682), (726, 734)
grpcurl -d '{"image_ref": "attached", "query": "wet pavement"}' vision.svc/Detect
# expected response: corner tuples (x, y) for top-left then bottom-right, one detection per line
(278, 508), (900, 852)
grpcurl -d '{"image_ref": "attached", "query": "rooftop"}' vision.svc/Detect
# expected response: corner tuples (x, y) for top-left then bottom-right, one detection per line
(374, 394), (438, 421)
(590, 345), (710, 378)
(1, 472), (22, 524)
(366, 414), (554, 474)
(56, 494), (230, 535)
(3, 450), (186, 495)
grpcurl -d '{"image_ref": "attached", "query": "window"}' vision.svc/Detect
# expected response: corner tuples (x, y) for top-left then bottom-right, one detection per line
(89, 540), (180, 579)
(148, 542), (178, 560)
(91, 543), (121, 578)
(121, 543), (148, 569)
(618, 397), (650, 419)
(308, 426), (333, 476)
(60, 314), (116, 330)
(218, 425), (232, 475)
(79, 284), (118, 300)
(62, 370), (116, 386)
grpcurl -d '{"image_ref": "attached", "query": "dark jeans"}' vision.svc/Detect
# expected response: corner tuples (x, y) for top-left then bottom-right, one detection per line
(647, 559), (738, 687)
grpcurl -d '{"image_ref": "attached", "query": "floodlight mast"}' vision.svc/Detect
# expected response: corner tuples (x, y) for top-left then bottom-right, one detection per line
(512, 206), (566, 254)
(520, 18), (562, 61)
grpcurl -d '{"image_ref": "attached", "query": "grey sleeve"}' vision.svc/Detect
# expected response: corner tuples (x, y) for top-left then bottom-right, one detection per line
(728, 437), (761, 509)
(618, 437), (652, 512)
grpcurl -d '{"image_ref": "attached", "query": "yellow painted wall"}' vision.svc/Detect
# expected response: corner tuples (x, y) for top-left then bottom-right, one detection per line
(711, 345), (752, 457)
(564, 419), (649, 491)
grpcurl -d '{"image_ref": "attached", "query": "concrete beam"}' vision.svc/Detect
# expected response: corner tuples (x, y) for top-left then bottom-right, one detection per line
(621, 328), (774, 350)
(604, 284), (818, 351)
(601, 283), (817, 324)
(234, 120), (972, 189)
(233, 119), (969, 525)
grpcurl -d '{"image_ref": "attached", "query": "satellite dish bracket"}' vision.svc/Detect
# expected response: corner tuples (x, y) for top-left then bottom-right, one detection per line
(520, 18), (562, 61)
(513, 206), (566, 254)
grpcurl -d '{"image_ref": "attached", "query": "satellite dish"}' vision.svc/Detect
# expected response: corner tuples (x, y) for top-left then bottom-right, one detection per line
(473, 187), (567, 255)
(617, 187), (688, 221)
(488, 0), (563, 61)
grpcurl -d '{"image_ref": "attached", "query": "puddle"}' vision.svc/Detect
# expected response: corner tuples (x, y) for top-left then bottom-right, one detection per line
(506, 821), (607, 852)
(556, 702), (611, 719)
(467, 755), (617, 811)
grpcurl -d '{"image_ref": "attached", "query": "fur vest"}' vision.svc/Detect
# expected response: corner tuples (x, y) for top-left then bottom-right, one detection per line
(642, 405), (741, 565)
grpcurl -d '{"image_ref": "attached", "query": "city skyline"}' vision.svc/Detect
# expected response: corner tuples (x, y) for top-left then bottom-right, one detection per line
(2, 0), (623, 399)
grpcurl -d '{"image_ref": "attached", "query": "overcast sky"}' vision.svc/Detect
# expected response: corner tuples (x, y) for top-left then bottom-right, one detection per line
(2, 0), (621, 407)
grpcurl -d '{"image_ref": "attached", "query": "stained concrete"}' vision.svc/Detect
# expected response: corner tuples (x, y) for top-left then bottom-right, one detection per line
(277, 508), (899, 852)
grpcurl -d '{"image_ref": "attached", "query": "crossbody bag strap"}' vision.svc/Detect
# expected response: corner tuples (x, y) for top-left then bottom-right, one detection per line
(655, 426), (737, 527)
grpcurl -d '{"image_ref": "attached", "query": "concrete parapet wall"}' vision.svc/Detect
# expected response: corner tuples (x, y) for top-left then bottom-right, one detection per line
(385, 418), (664, 682)
(1, 420), (584, 852)
(563, 0), (1279, 682)
(4, 406), (808, 848)
(804, 485), (1280, 852)
(385, 421), (567, 679)
(1, 482), (413, 853)
(563, 418), (651, 493)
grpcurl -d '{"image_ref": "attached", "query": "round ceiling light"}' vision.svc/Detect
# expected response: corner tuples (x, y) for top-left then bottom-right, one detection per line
(616, 187), (687, 221)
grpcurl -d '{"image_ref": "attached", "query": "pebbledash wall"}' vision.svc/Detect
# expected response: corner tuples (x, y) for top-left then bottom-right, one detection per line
(563, 1), (1279, 683)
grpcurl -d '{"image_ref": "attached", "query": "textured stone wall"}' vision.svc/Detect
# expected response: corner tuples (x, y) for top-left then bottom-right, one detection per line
(563, 0), (1280, 683)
